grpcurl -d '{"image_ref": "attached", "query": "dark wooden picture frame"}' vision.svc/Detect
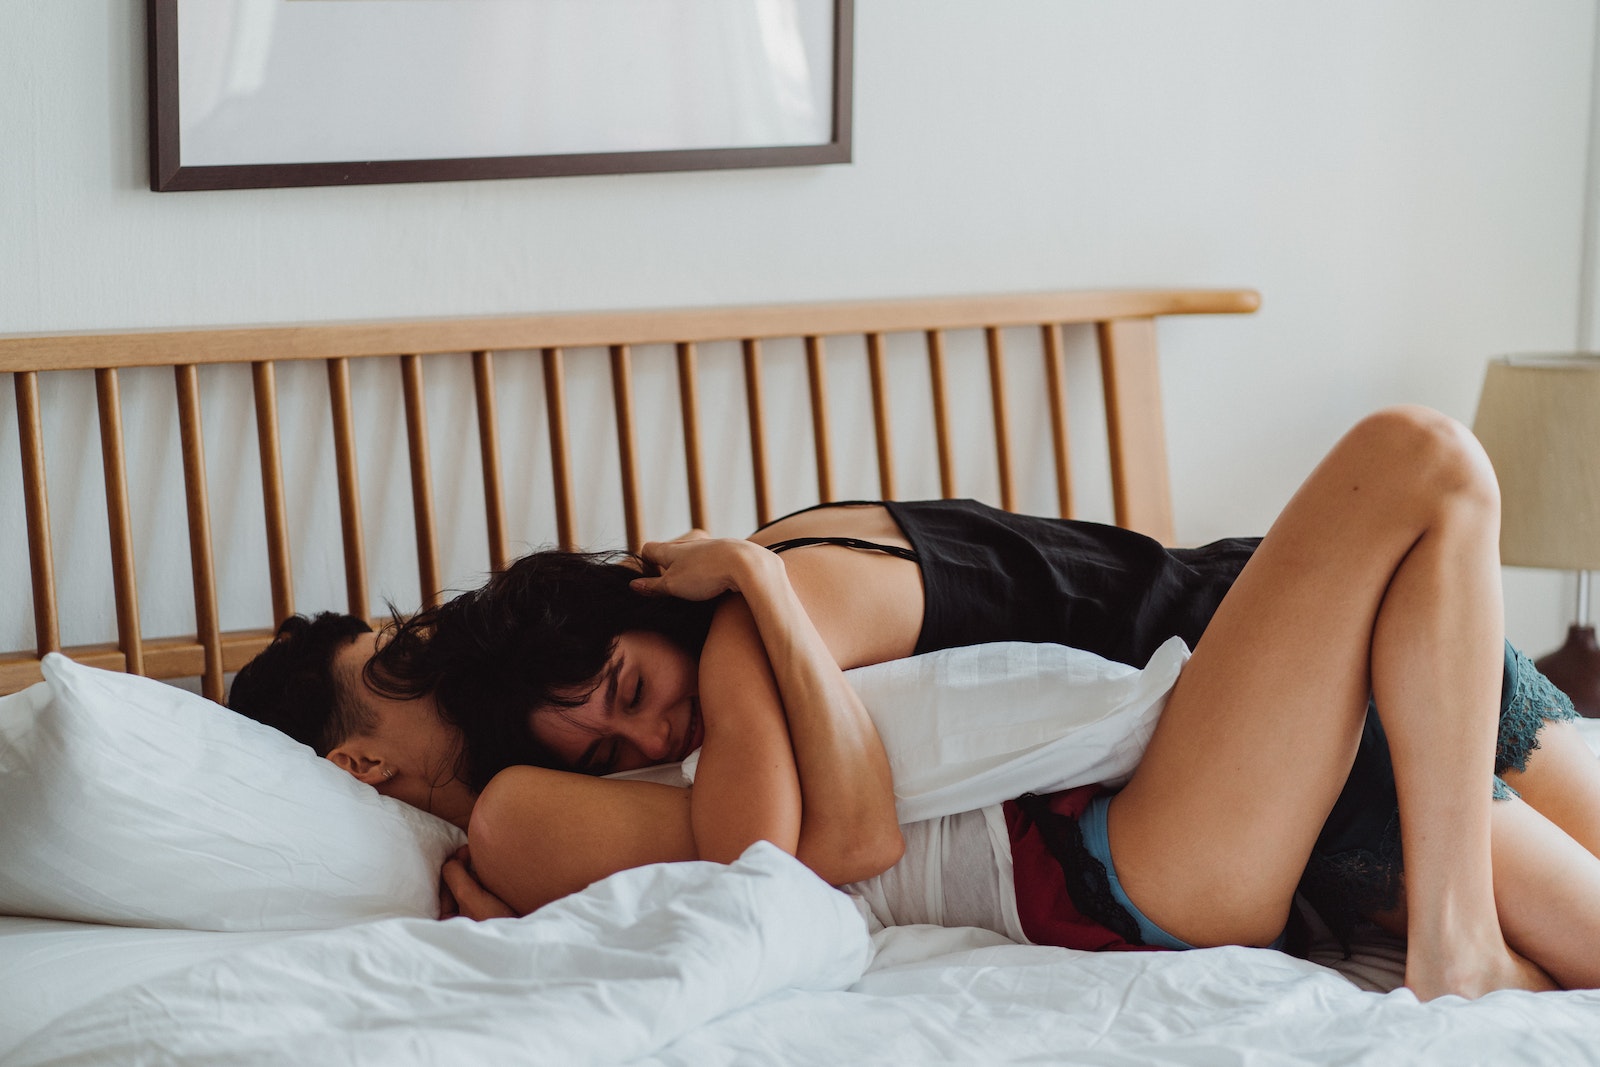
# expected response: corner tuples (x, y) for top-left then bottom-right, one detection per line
(147, 0), (853, 193)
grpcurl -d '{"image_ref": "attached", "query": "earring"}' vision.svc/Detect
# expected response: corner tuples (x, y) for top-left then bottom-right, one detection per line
(383, 767), (396, 781)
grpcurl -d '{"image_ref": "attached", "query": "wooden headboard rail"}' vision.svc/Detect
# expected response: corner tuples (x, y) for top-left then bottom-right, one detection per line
(0, 288), (1258, 700)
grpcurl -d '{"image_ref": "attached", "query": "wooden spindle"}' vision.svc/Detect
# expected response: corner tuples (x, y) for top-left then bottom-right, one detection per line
(175, 364), (223, 701)
(400, 354), (441, 607)
(805, 335), (834, 502)
(251, 362), (294, 625)
(472, 351), (508, 571)
(94, 368), (143, 675)
(985, 327), (1015, 512)
(865, 332), (895, 499)
(676, 342), (707, 531)
(1041, 323), (1074, 519)
(743, 339), (772, 526)
(541, 348), (576, 551)
(15, 372), (59, 655)
(1098, 317), (1174, 543)
(925, 330), (956, 498)
(326, 358), (369, 619)
(610, 345), (643, 554)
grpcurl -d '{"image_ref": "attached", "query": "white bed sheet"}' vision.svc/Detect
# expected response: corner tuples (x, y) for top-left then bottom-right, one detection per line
(6, 724), (1597, 1063)
(669, 930), (1600, 1066)
(6, 839), (1600, 1066)
(0, 917), (299, 1057)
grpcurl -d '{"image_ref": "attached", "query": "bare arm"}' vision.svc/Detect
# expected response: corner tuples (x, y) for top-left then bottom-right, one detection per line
(466, 765), (698, 915)
(634, 537), (903, 884)
(460, 535), (903, 917)
(688, 594), (805, 864)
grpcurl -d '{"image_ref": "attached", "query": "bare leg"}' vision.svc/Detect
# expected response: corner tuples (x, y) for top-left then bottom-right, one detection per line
(1372, 796), (1598, 990)
(1486, 798), (1600, 988)
(1105, 407), (1526, 998)
(1501, 720), (1600, 858)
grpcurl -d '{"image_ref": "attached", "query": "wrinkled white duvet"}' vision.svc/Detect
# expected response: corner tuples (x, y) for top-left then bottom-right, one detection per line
(6, 841), (1600, 1066)
(4, 844), (866, 1065)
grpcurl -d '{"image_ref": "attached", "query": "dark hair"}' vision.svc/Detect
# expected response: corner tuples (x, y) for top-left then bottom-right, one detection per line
(228, 612), (375, 755)
(369, 549), (715, 790)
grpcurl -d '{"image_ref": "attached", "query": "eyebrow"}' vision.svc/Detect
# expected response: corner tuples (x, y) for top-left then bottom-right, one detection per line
(576, 658), (622, 771)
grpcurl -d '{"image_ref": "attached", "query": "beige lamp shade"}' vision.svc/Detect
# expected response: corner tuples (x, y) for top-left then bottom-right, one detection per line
(1473, 355), (1600, 571)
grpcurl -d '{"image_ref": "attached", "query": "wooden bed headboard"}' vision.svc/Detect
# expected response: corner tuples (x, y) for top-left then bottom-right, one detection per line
(0, 289), (1258, 701)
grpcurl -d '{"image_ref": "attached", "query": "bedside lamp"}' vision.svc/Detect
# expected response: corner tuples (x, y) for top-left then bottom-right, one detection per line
(1473, 355), (1600, 718)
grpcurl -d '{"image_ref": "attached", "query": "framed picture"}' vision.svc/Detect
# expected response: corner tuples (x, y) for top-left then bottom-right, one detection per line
(146, 0), (853, 192)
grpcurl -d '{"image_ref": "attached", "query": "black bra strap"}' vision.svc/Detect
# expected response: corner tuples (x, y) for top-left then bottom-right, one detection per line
(752, 499), (883, 533)
(764, 535), (918, 563)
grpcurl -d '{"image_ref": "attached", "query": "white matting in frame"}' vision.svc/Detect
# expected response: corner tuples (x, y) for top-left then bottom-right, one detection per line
(148, 0), (853, 191)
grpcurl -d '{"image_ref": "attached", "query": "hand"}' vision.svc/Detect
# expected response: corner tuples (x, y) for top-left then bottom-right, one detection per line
(438, 845), (517, 921)
(630, 535), (772, 602)
(617, 529), (710, 574)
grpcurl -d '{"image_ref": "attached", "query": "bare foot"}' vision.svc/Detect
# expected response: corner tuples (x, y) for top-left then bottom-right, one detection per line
(1405, 941), (1558, 1000)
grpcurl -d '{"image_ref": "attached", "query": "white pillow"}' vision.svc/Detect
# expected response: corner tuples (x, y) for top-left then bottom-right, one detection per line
(846, 637), (1190, 823)
(630, 639), (1191, 824)
(0, 653), (464, 931)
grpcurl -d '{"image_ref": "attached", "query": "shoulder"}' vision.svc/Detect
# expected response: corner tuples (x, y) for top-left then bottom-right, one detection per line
(473, 764), (691, 824)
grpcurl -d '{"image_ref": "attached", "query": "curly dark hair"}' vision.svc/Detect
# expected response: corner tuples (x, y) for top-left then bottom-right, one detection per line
(228, 612), (376, 755)
(368, 549), (716, 791)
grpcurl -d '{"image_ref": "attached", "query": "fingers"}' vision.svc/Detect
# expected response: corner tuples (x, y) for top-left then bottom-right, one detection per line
(638, 539), (678, 563)
(641, 534), (717, 560)
(633, 540), (689, 596)
(437, 844), (469, 918)
(439, 853), (518, 921)
(627, 538), (688, 583)
(438, 879), (459, 919)
(632, 536), (753, 601)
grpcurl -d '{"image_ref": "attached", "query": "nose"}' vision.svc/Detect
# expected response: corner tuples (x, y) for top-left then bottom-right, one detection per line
(619, 710), (673, 762)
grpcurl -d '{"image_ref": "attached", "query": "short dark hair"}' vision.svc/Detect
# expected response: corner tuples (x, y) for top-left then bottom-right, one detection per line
(228, 612), (376, 755)
(368, 549), (715, 790)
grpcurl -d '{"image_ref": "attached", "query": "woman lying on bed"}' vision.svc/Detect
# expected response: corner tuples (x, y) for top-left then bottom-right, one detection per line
(230, 406), (1600, 1000)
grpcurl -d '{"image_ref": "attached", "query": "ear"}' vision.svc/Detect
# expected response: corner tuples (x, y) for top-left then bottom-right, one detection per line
(325, 741), (389, 786)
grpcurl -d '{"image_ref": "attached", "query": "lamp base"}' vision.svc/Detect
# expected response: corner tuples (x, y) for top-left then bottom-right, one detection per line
(1534, 625), (1600, 719)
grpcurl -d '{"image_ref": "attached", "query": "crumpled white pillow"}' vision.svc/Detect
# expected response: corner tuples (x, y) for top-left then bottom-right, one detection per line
(661, 639), (1189, 824)
(0, 653), (464, 931)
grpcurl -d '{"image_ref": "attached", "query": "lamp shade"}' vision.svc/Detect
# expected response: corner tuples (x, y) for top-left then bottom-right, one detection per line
(1473, 355), (1600, 571)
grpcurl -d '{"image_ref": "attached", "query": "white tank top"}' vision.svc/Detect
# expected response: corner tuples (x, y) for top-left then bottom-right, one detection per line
(842, 805), (1027, 942)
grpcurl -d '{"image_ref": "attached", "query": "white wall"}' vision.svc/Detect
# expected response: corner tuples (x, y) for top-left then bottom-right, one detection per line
(1, 1), (1594, 656)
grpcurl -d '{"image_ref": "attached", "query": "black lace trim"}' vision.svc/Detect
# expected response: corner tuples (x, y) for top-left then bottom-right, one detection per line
(1297, 807), (1404, 955)
(1015, 792), (1144, 947)
(1496, 645), (1578, 775)
(1299, 774), (1516, 955)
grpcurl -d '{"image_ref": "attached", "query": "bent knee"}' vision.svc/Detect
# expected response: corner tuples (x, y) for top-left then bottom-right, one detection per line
(1345, 406), (1499, 513)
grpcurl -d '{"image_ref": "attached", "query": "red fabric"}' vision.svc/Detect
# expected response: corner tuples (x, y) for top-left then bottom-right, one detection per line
(1004, 786), (1166, 953)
